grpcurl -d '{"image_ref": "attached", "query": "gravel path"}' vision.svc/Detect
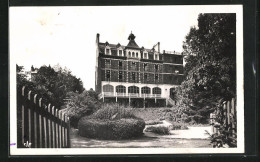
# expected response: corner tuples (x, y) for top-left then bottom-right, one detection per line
(70, 122), (212, 148)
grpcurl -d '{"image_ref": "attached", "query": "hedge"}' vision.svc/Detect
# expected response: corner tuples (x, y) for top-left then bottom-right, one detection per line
(78, 117), (145, 140)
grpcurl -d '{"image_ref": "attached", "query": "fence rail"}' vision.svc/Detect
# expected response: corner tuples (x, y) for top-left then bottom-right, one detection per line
(17, 86), (70, 148)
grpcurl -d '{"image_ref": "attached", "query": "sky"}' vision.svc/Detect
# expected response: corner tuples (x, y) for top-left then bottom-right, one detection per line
(9, 6), (235, 90)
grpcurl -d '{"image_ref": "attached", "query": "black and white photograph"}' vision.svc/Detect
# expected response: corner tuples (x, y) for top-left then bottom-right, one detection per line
(9, 5), (244, 155)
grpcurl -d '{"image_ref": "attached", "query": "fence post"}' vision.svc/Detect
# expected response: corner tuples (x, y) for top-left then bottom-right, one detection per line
(59, 110), (62, 148)
(64, 114), (68, 147)
(223, 102), (227, 127)
(27, 91), (32, 148)
(51, 106), (56, 148)
(67, 116), (71, 148)
(38, 98), (43, 148)
(62, 113), (65, 148)
(55, 109), (59, 148)
(43, 104), (47, 148)
(47, 104), (52, 148)
(33, 94), (38, 148)
(231, 98), (236, 137)
(227, 101), (231, 125)
(21, 86), (26, 147)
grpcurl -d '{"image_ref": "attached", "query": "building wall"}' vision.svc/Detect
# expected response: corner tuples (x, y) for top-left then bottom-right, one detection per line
(95, 33), (184, 100)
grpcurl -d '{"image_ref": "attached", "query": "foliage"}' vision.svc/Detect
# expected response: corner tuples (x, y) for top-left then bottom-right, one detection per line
(145, 120), (163, 125)
(145, 126), (171, 135)
(61, 90), (101, 128)
(78, 103), (145, 139)
(17, 64), (85, 108)
(176, 14), (236, 123)
(78, 118), (145, 140)
(206, 99), (237, 148)
(33, 65), (84, 107)
(16, 65), (35, 90)
(90, 103), (135, 120)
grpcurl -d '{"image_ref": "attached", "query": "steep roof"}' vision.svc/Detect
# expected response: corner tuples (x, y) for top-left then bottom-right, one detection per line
(126, 40), (140, 49)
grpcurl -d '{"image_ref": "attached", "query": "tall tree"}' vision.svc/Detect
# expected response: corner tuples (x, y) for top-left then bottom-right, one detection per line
(17, 64), (85, 108)
(177, 14), (236, 123)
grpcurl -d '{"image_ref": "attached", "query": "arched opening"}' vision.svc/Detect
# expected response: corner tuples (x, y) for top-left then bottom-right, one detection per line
(116, 85), (126, 93)
(132, 52), (135, 57)
(141, 87), (151, 94)
(103, 84), (114, 92)
(152, 87), (161, 94)
(128, 86), (139, 94)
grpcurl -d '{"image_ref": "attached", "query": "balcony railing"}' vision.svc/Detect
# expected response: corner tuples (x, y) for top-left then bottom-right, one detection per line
(102, 92), (162, 98)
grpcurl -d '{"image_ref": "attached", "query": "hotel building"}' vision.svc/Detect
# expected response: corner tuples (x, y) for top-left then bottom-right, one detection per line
(95, 32), (184, 107)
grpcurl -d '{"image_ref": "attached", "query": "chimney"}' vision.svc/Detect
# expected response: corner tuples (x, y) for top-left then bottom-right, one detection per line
(158, 42), (160, 53)
(96, 33), (100, 44)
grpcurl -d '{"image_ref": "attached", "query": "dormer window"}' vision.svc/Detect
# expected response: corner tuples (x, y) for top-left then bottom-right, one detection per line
(143, 52), (148, 59)
(105, 47), (111, 55)
(118, 50), (123, 56)
(154, 54), (159, 60)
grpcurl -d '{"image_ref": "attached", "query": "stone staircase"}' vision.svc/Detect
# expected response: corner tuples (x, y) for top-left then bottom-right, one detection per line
(167, 97), (176, 106)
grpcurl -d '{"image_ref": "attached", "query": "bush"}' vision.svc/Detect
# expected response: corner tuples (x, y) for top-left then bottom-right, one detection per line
(78, 118), (145, 140)
(78, 104), (145, 139)
(92, 103), (135, 120)
(145, 120), (163, 125)
(145, 126), (171, 135)
(61, 91), (101, 128)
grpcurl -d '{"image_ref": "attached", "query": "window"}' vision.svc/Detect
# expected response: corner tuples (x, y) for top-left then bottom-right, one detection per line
(106, 48), (110, 55)
(128, 86), (139, 94)
(144, 73), (148, 82)
(155, 74), (159, 82)
(118, 50), (122, 56)
(116, 85), (126, 93)
(105, 59), (111, 68)
(132, 72), (136, 82)
(119, 71), (123, 82)
(141, 87), (151, 94)
(131, 62), (136, 70)
(155, 55), (158, 60)
(103, 84), (113, 92)
(144, 53), (147, 59)
(136, 52), (138, 57)
(153, 87), (161, 94)
(132, 52), (135, 57)
(144, 63), (148, 71)
(155, 64), (158, 71)
(128, 51), (131, 57)
(119, 61), (122, 67)
(106, 70), (110, 81)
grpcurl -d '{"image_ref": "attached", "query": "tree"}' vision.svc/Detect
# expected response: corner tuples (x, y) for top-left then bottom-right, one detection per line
(17, 64), (85, 108)
(32, 65), (85, 108)
(61, 90), (101, 128)
(177, 14), (236, 123)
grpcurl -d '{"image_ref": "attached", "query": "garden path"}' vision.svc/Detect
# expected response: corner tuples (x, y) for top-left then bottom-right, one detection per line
(70, 122), (212, 148)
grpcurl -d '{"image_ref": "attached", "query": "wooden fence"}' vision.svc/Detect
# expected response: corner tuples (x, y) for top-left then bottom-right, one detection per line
(17, 86), (71, 148)
(210, 98), (237, 139)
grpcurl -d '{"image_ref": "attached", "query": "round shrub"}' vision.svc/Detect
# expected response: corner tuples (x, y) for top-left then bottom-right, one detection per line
(145, 126), (170, 135)
(78, 117), (145, 140)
